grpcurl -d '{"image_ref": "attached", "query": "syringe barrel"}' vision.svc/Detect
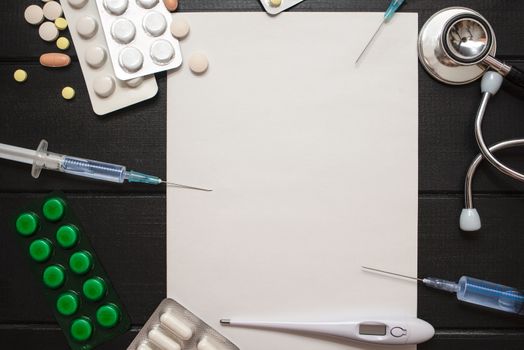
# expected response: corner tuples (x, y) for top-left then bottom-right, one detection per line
(457, 276), (524, 315)
(61, 156), (127, 183)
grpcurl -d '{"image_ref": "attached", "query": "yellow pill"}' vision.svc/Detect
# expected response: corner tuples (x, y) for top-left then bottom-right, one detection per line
(56, 37), (70, 50)
(54, 17), (68, 30)
(62, 87), (75, 100)
(14, 69), (28, 83)
(269, 0), (282, 7)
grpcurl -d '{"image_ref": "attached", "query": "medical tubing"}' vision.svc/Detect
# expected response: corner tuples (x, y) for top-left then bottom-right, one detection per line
(61, 156), (127, 183)
(506, 66), (524, 89)
(474, 93), (524, 182)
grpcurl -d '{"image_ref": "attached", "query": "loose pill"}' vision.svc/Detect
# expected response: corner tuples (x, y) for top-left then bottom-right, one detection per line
(77, 16), (98, 39)
(14, 69), (28, 83)
(170, 18), (189, 39)
(62, 86), (76, 100)
(111, 18), (136, 44)
(148, 328), (181, 350)
(39, 21), (59, 42)
(143, 11), (167, 37)
(54, 17), (68, 30)
(56, 37), (70, 50)
(43, 1), (63, 21)
(40, 53), (71, 68)
(189, 52), (209, 74)
(104, 0), (129, 15)
(137, 0), (159, 9)
(163, 0), (178, 12)
(119, 47), (144, 72)
(160, 312), (193, 340)
(25, 5), (44, 25)
(269, 0), (282, 7)
(93, 76), (116, 98)
(67, 0), (88, 9)
(85, 46), (107, 68)
(150, 39), (174, 65)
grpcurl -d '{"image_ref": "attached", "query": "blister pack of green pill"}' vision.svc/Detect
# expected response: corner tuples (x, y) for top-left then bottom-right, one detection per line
(12, 193), (130, 350)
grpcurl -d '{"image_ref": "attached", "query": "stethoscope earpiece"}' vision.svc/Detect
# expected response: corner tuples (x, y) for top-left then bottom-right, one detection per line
(480, 71), (504, 95)
(459, 208), (481, 232)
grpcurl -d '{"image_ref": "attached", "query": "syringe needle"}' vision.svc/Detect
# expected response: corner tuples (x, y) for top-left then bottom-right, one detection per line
(361, 266), (424, 282)
(162, 181), (213, 192)
(355, 20), (385, 65)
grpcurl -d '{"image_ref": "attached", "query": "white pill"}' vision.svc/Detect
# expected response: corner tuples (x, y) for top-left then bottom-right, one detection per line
(77, 16), (98, 38)
(160, 312), (193, 340)
(150, 40), (174, 65)
(125, 76), (144, 88)
(170, 18), (190, 39)
(104, 0), (129, 15)
(119, 47), (144, 72)
(25, 5), (44, 25)
(197, 337), (223, 350)
(93, 76), (116, 97)
(111, 18), (136, 44)
(189, 52), (209, 74)
(143, 11), (167, 37)
(148, 328), (181, 350)
(137, 0), (159, 9)
(39, 21), (59, 42)
(68, 0), (88, 8)
(85, 46), (107, 68)
(137, 342), (154, 350)
(43, 1), (62, 21)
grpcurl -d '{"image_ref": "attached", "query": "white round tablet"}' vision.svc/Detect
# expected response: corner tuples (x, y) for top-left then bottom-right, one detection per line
(143, 11), (167, 37)
(137, 0), (159, 9)
(93, 76), (116, 98)
(67, 0), (88, 9)
(85, 46), (107, 68)
(170, 18), (190, 39)
(150, 40), (174, 65)
(119, 47), (144, 72)
(104, 0), (129, 15)
(111, 18), (136, 44)
(76, 16), (98, 38)
(125, 76), (144, 88)
(189, 52), (209, 74)
(25, 5), (44, 25)
(43, 1), (63, 21)
(39, 21), (59, 42)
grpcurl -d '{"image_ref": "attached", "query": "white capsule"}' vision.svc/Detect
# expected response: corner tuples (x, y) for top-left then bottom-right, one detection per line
(160, 312), (193, 340)
(148, 328), (181, 350)
(136, 341), (154, 350)
(197, 337), (223, 350)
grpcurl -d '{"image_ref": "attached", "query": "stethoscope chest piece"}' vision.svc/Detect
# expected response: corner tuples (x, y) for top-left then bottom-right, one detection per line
(418, 7), (497, 85)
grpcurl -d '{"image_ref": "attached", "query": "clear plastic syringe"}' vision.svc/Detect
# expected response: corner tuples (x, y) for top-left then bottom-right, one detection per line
(0, 140), (211, 191)
(363, 267), (524, 316)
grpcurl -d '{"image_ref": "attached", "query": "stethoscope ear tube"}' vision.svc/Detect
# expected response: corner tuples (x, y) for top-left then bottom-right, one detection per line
(506, 65), (524, 88)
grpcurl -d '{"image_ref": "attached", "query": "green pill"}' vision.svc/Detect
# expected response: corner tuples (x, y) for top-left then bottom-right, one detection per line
(42, 197), (65, 221)
(16, 212), (39, 236)
(56, 225), (79, 249)
(56, 292), (79, 316)
(69, 251), (93, 275)
(70, 317), (93, 342)
(96, 304), (121, 328)
(43, 265), (66, 289)
(83, 277), (107, 301)
(29, 239), (53, 262)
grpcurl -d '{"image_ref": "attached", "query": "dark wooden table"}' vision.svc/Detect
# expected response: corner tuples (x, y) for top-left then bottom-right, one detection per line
(1, 0), (524, 349)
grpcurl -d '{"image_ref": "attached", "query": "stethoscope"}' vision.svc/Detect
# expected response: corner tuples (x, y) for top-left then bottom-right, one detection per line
(418, 7), (524, 231)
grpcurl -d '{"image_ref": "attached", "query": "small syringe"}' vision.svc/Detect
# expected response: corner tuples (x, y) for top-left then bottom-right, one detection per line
(363, 267), (524, 316)
(0, 140), (211, 191)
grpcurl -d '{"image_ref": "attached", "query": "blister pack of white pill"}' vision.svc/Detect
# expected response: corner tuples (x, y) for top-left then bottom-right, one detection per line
(94, 0), (183, 80)
(258, 0), (307, 15)
(127, 299), (239, 350)
(61, 0), (158, 115)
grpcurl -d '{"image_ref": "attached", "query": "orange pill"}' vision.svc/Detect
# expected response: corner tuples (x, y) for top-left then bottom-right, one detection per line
(163, 0), (178, 11)
(39, 53), (71, 68)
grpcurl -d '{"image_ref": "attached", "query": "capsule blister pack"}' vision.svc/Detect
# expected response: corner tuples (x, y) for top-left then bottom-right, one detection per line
(61, 0), (158, 116)
(127, 299), (239, 350)
(95, 0), (183, 80)
(258, 0), (306, 15)
(12, 193), (131, 350)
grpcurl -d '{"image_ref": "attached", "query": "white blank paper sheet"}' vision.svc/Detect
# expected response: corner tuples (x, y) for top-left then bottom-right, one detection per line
(167, 12), (418, 350)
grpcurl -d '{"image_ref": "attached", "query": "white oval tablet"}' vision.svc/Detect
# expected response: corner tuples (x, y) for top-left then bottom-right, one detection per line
(125, 76), (144, 88)
(150, 40), (174, 65)
(85, 46), (107, 68)
(25, 5), (44, 25)
(189, 52), (209, 74)
(39, 21), (59, 42)
(67, 0), (88, 9)
(160, 312), (193, 340)
(77, 16), (98, 38)
(93, 76), (116, 98)
(111, 18), (136, 44)
(137, 0), (159, 9)
(43, 1), (63, 21)
(143, 11), (167, 37)
(170, 18), (190, 39)
(119, 47), (144, 72)
(148, 328), (181, 350)
(104, 0), (129, 15)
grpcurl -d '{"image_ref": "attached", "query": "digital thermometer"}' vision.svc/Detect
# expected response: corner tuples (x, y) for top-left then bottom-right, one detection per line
(220, 318), (434, 345)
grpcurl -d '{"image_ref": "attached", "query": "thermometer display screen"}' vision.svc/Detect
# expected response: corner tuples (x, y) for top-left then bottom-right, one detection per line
(359, 324), (387, 336)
